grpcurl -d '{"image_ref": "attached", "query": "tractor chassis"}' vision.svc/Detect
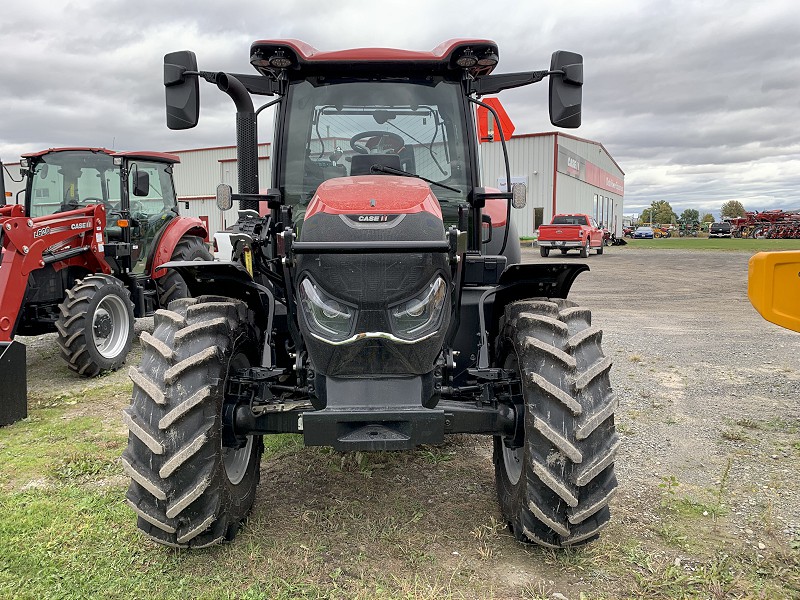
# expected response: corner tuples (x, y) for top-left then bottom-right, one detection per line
(224, 365), (521, 452)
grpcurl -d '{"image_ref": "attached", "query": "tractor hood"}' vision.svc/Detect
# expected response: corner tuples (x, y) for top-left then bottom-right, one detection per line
(304, 176), (443, 222)
(296, 176), (451, 379)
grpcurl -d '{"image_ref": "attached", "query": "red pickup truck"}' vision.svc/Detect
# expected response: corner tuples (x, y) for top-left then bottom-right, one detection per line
(537, 213), (604, 257)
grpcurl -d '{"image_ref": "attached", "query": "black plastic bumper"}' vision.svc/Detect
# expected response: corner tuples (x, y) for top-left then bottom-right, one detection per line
(303, 408), (444, 451)
(302, 375), (443, 451)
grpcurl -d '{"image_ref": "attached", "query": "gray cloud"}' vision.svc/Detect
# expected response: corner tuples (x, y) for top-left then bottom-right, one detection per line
(1, 0), (799, 216)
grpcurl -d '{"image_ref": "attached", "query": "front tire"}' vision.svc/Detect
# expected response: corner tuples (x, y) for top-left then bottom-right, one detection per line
(493, 299), (619, 547)
(56, 274), (135, 377)
(122, 296), (263, 548)
(156, 236), (213, 307)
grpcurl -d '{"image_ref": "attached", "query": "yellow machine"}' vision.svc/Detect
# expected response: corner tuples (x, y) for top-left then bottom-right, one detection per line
(748, 250), (800, 332)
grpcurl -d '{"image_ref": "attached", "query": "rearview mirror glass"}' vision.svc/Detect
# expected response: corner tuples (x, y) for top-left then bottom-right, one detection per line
(164, 50), (199, 130)
(549, 50), (583, 129)
(132, 170), (149, 197)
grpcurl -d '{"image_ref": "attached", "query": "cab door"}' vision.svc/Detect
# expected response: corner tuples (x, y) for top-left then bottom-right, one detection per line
(124, 160), (178, 272)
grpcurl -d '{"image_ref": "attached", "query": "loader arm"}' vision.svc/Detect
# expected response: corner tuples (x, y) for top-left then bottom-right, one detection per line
(0, 204), (110, 341)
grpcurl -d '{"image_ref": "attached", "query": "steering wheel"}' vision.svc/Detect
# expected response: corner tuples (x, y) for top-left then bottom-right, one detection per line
(130, 200), (144, 215)
(350, 131), (405, 155)
(79, 197), (120, 213)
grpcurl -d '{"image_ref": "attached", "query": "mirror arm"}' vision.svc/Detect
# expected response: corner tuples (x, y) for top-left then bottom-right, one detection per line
(167, 67), (282, 96)
(472, 69), (580, 96)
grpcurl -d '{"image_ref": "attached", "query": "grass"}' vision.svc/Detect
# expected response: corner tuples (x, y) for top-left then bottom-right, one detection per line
(618, 237), (800, 252)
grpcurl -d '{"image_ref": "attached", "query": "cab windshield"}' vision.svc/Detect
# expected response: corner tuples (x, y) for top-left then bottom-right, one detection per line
(280, 78), (470, 212)
(27, 151), (120, 218)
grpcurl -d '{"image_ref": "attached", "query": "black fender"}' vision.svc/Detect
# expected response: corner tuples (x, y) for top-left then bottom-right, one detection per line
(451, 263), (589, 383)
(488, 262), (589, 357)
(157, 260), (276, 336)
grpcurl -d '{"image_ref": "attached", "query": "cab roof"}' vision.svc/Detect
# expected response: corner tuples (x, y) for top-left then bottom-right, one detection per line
(249, 39), (500, 78)
(22, 147), (180, 164)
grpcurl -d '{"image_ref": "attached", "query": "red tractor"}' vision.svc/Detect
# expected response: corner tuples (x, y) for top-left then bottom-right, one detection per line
(121, 40), (618, 550)
(0, 148), (211, 424)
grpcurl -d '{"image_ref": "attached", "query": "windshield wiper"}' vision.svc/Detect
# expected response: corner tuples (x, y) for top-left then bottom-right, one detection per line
(369, 164), (462, 194)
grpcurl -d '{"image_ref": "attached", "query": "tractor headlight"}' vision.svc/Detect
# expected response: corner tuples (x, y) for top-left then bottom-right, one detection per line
(299, 278), (355, 342)
(389, 276), (447, 341)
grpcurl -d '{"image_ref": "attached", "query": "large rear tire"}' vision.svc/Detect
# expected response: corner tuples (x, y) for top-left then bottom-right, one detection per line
(539, 246), (550, 257)
(493, 298), (618, 547)
(55, 274), (135, 377)
(122, 296), (263, 548)
(580, 238), (590, 258)
(156, 236), (213, 308)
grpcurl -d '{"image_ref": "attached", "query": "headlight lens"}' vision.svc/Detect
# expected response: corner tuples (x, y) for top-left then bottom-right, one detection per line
(298, 278), (355, 342)
(389, 276), (447, 340)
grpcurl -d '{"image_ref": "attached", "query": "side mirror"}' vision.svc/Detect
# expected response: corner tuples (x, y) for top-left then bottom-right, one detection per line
(216, 183), (233, 211)
(549, 51), (583, 128)
(132, 170), (150, 197)
(164, 50), (199, 130)
(511, 182), (527, 209)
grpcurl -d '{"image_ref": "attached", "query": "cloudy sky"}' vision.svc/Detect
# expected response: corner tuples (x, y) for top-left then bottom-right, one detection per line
(1, 0), (799, 216)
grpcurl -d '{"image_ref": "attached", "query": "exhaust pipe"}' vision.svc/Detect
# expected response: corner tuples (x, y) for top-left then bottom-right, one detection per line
(216, 73), (259, 211)
(0, 341), (27, 426)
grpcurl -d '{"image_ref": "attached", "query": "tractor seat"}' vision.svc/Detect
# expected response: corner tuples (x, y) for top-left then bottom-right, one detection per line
(349, 153), (402, 176)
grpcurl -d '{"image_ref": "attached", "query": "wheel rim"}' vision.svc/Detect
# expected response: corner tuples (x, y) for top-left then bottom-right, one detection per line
(502, 352), (524, 486)
(222, 351), (253, 485)
(502, 444), (524, 485)
(92, 294), (130, 359)
(223, 435), (253, 486)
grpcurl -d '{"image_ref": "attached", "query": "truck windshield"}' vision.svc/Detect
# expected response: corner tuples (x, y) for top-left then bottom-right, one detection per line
(280, 78), (469, 213)
(28, 151), (120, 218)
(552, 215), (587, 226)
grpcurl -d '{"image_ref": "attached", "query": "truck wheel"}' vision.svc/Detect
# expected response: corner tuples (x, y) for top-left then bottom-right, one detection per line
(122, 296), (263, 548)
(493, 298), (618, 547)
(539, 246), (550, 257)
(156, 236), (213, 307)
(560, 249), (569, 255)
(597, 241), (604, 255)
(580, 239), (590, 258)
(56, 274), (135, 377)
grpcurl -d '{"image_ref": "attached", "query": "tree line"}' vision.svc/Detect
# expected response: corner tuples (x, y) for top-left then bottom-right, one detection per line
(638, 200), (747, 225)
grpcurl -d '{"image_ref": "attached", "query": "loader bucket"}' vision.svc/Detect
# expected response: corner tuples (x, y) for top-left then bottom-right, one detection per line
(0, 341), (27, 426)
(748, 250), (800, 333)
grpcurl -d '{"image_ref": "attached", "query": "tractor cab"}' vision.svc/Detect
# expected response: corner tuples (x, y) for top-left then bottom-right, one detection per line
(21, 148), (181, 273)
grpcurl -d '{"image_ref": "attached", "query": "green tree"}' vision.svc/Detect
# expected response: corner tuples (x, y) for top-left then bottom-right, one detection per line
(720, 200), (746, 218)
(642, 200), (677, 225)
(679, 209), (700, 223)
(701, 213), (714, 223)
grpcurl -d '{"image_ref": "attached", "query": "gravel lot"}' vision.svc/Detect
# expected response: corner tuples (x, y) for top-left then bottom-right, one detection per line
(528, 245), (800, 546)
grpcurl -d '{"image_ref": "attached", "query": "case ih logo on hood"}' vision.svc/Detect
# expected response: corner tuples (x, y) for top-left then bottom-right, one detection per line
(346, 214), (398, 224)
(71, 221), (92, 231)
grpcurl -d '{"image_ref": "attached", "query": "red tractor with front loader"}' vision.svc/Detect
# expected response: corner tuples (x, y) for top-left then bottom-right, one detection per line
(121, 40), (618, 550)
(0, 148), (211, 425)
